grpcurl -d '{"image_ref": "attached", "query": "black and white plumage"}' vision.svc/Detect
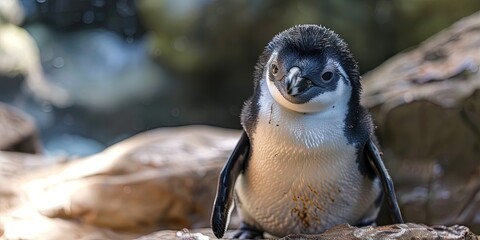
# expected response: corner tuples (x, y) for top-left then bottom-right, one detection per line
(212, 24), (403, 239)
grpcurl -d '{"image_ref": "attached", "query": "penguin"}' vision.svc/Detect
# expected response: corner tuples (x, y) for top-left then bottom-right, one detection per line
(211, 24), (403, 239)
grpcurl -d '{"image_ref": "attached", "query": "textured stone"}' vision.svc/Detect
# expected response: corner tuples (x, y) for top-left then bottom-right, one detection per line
(362, 11), (480, 111)
(132, 224), (479, 240)
(0, 151), (63, 215)
(362, 11), (480, 232)
(282, 224), (479, 240)
(0, 126), (240, 239)
(0, 125), (478, 239)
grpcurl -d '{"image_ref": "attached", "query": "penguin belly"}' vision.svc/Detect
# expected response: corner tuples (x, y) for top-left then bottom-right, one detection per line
(236, 105), (380, 237)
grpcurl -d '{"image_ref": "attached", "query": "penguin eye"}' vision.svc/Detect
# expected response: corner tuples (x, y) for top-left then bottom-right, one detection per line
(321, 71), (334, 82)
(271, 63), (279, 76)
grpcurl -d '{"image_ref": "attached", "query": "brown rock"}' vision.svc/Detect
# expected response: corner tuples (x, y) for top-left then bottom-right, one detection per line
(0, 124), (478, 239)
(362, 11), (480, 111)
(362, 12), (480, 231)
(0, 151), (65, 213)
(0, 103), (41, 153)
(1, 213), (139, 240)
(0, 151), (65, 177)
(0, 125), (240, 239)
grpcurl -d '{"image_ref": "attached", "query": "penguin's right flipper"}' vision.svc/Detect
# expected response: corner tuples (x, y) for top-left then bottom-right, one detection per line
(211, 131), (251, 239)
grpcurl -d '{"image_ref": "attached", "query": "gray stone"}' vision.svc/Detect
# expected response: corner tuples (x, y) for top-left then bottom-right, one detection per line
(132, 224), (479, 240)
(282, 224), (479, 240)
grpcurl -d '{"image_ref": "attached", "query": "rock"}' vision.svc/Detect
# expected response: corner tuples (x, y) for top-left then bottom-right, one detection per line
(282, 224), (479, 240)
(133, 224), (479, 240)
(0, 213), (138, 240)
(134, 228), (215, 240)
(0, 150), (64, 185)
(0, 125), (478, 239)
(0, 103), (41, 153)
(362, 11), (480, 111)
(362, 12), (480, 231)
(0, 126), (240, 239)
(0, 151), (65, 199)
(0, 152), (84, 240)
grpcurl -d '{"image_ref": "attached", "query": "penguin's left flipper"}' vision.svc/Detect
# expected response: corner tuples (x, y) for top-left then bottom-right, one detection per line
(365, 139), (404, 224)
(211, 131), (251, 239)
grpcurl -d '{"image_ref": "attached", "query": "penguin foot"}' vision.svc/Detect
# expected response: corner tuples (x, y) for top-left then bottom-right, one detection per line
(229, 222), (264, 239)
(355, 220), (377, 227)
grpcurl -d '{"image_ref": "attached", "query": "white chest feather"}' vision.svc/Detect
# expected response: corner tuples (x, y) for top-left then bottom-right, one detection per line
(236, 82), (380, 237)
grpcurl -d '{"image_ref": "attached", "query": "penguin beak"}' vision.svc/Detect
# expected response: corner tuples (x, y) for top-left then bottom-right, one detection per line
(285, 67), (313, 96)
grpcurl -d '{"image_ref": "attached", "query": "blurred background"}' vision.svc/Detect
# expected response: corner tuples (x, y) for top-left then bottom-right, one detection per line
(1, 0), (479, 157)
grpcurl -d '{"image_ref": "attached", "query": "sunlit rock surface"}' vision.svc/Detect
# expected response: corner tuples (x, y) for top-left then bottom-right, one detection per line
(0, 120), (477, 238)
(362, 12), (480, 232)
(0, 126), (240, 239)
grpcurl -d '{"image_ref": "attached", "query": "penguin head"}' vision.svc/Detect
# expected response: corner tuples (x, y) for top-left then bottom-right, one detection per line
(258, 24), (361, 114)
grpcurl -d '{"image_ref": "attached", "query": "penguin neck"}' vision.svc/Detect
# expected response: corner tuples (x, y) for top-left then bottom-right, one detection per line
(262, 82), (351, 123)
(254, 80), (353, 150)
(281, 100), (348, 120)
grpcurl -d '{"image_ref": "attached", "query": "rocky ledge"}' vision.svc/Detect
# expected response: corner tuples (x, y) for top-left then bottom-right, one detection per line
(135, 224), (479, 240)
